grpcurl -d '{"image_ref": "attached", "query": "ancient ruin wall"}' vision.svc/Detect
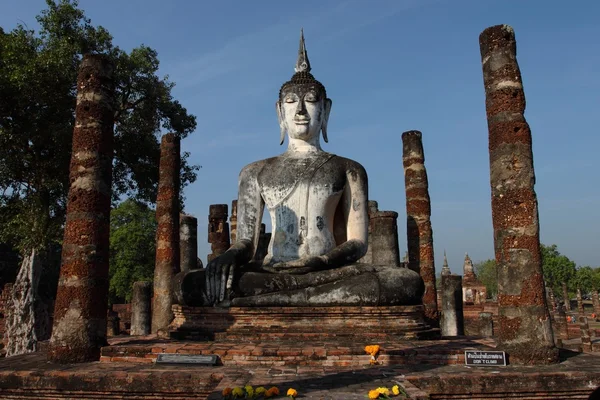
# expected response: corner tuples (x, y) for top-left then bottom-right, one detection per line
(402, 130), (438, 326)
(479, 25), (557, 364)
(47, 54), (115, 363)
(151, 134), (180, 334)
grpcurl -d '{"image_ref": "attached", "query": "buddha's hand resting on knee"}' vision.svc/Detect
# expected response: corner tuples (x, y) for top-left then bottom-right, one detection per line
(205, 252), (239, 305)
(263, 255), (329, 275)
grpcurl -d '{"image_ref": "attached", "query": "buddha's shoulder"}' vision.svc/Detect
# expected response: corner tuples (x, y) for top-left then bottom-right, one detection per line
(239, 157), (279, 177)
(328, 155), (367, 176)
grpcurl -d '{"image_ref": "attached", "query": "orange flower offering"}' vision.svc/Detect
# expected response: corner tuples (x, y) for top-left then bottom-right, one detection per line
(287, 387), (298, 398)
(364, 344), (380, 356)
(222, 387), (232, 396)
(265, 386), (280, 397)
(368, 389), (380, 399)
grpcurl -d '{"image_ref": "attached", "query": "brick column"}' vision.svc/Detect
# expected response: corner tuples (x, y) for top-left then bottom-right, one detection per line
(592, 290), (600, 315)
(576, 288), (584, 315)
(207, 204), (230, 263)
(230, 200), (238, 244)
(371, 210), (401, 267)
(359, 201), (379, 264)
(547, 285), (557, 313)
(180, 214), (198, 272)
(151, 134), (180, 334)
(440, 275), (464, 337)
(131, 281), (152, 336)
(402, 130), (438, 326)
(479, 25), (557, 364)
(562, 282), (571, 311)
(47, 54), (115, 363)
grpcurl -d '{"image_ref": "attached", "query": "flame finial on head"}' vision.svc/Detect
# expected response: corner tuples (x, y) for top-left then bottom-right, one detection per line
(295, 28), (311, 73)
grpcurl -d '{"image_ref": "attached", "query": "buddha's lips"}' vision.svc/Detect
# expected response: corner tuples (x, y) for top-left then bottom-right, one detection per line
(294, 119), (310, 125)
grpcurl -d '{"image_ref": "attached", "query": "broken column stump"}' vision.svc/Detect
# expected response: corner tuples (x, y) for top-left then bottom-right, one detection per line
(402, 130), (438, 326)
(180, 214), (198, 272)
(371, 209), (401, 267)
(131, 281), (152, 336)
(106, 309), (120, 337)
(47, 54), (115, 363)
(207, 204), (230, 263)
(151, 133), (180, 335)
(440, 275), (464, 337)
(479, 25), (557, 364)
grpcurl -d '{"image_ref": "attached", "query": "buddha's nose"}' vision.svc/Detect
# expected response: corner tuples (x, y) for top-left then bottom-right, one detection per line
(295, 99), (307, 116)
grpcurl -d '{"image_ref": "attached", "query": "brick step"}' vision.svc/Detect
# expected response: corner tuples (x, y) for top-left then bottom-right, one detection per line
(170, 326), (440, 341)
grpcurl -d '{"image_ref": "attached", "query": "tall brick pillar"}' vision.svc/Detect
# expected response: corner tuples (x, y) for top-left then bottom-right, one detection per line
(402, 130), (438, 326)
(151, 134), (180, 334)
(479, 25), (557, 364)
(230, 200), (238, 244)
(47, 54), (115, 363)
(180, 214), (198, 272)
(207, 204), (230, 263)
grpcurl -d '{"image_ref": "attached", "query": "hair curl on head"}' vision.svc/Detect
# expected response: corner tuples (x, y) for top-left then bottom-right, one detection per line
(279, 71), (327, 100)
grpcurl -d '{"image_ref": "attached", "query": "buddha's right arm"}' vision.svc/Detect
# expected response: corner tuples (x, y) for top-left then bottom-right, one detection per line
(232, 162), (265, 265)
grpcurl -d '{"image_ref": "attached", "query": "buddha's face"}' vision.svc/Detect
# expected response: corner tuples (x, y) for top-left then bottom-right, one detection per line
(279, 84), (327, 142)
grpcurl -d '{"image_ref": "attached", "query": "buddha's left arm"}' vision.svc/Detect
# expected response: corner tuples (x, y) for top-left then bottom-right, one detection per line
(321, 163), (369, 267)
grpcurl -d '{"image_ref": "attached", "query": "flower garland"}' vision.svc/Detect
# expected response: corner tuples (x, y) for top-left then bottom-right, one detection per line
(221, 385), (294, 399)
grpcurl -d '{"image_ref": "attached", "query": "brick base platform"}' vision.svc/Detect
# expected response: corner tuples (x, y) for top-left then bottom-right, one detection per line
(100, 336), (494, 367)
(170, 305), (440, 341)
(2, 346), (600, 399)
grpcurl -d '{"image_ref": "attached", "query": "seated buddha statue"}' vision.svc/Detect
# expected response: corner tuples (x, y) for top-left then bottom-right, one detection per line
(174, 31), (424, 307)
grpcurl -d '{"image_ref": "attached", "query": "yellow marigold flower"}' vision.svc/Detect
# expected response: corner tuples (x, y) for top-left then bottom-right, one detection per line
(392, 385), (400, 396)
(365, 345), (381, 356)
(222, 387), (233, 396)
(376, 387), (390, 396)
(368, 389), (381, 399)
(287, 388), (298, 398)
(232, 387), (244, 398)
(256, 387), (267, 395)
(245, 385), (254, 398)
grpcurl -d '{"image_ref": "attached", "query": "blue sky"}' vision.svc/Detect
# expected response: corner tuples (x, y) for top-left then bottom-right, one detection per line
(2, 0), (599, 273)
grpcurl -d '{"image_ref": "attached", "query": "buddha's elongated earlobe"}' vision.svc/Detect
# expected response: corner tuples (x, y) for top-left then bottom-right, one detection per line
(276, 101), (286, 145)
(321, 98), (332, 143)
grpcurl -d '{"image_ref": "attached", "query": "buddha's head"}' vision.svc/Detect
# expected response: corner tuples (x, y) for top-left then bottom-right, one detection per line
(277, 30), (332, 146)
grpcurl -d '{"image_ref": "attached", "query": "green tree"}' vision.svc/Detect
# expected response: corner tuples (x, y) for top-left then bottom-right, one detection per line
(540, 244), (577, 298)
(474, 259), (497, 299)
(0, 0), (198, 256)
(574, 266), (595, 295)
(109, 199), (156, 304)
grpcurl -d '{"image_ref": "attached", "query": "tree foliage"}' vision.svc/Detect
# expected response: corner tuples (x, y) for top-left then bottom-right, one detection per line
(474, 259), (497, 299)
(0, 0), (198, 254)
(540, 244), (577, 298)
(109, 199), (156, 304)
